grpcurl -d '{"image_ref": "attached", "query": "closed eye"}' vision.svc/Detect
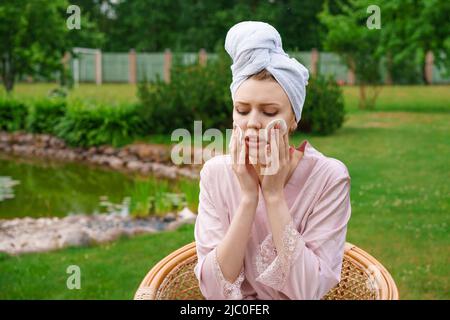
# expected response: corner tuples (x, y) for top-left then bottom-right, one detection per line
(236, 110), (277, 116)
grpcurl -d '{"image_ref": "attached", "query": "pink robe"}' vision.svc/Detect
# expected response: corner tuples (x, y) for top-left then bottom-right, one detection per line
(194, 140), (352, 300)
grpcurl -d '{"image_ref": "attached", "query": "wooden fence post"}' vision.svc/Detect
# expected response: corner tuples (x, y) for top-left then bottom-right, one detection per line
(199, 48), (207, 66)
(310, 48), (319, 76)
(164, 48), (172, 83)
(129, 49), (137, 84)
(347, 68), (355, 85)
(425, 51), (434, 84)
(95, 49), (102, 85)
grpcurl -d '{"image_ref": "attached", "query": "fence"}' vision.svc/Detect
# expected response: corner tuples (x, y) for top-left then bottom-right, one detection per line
(66, 47), (449, 85)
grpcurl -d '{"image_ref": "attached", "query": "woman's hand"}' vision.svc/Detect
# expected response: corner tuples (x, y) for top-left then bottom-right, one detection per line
(260, 124), (294, 200)
(230, 126), (260, 202)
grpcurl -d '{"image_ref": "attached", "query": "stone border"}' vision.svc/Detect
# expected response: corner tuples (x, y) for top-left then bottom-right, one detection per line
(0, 208), (197, 255)
(0, 131), (201, 180)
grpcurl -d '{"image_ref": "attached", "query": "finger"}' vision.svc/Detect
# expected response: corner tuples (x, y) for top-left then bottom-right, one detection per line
(272, 127), (280, 173)
(277, 125), (285, 165)
(240, 137), (247, 166)
(283, 129), (289, 161)
(230, 128), (237, 165)
(270, 126), (280, 162)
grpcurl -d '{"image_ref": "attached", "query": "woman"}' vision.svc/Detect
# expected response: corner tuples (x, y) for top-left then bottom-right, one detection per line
(194, 21), (351, 300)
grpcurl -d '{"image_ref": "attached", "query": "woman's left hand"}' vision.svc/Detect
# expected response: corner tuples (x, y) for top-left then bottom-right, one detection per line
(260, 124), (294, 199)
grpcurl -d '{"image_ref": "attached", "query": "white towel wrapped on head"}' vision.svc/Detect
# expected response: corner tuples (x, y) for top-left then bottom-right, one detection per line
(225, 21), (309, 123)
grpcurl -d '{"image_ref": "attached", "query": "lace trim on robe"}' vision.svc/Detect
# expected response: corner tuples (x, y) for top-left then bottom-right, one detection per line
(255, 220), (300, 290)
(213, 247), (245, 299)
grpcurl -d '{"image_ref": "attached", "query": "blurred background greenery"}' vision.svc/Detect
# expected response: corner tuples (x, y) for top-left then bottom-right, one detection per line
(0, 0), (448, 300)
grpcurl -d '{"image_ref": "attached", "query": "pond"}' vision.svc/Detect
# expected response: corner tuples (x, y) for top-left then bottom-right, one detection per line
(0, 153), (199, 219)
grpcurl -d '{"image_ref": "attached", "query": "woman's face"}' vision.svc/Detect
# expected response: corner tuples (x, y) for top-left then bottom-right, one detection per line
(233, 78), (296, 165)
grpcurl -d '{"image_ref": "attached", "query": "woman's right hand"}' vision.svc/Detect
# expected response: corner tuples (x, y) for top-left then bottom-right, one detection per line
(230, 127), (260, 202)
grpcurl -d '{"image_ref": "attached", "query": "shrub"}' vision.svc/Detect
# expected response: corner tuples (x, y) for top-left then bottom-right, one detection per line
(55, 101), (144, 147)
(299, 75), (346, 135)
(139, 48), (345, 136)
(0, 97), (28, 132)
(26, 98), (66, 135)
(137, 45), (233, 134)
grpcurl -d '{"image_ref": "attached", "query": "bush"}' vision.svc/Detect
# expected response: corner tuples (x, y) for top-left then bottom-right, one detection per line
(26, 98), (66, 135)
(139, 47), (345, 136)
(299, 75), (346, 135)
(137, 45), (233, 134)
(55, 101), (144, 147)
(0, 97), (28, 132)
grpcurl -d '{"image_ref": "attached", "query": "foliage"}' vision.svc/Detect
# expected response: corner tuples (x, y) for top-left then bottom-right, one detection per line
(137, 44), (233, 134)
(54, 101), (144, 147)
(0, 97), (28, 131)
(104, 0), (328, 52)
(0, 0), (103, 92)
(319, 0), (383, 110)
(26, 98), (67, 135)
(299, 75), (346, 135)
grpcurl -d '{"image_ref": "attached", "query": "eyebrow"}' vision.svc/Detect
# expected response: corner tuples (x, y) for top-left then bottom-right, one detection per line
(234, 101), (281, 107)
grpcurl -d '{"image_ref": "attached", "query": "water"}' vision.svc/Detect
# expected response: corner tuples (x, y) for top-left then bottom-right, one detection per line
(0, 153), (197, 219)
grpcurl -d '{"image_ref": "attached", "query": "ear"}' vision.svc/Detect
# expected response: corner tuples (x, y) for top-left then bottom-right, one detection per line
(289, 118), (297, 133)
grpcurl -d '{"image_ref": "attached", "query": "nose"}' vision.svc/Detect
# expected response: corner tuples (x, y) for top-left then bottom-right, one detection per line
(244, 113), (264, 143)
(246, 112), (262, 131)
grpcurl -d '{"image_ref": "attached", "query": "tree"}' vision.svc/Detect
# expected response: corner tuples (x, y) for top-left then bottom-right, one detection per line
(319, 0), (383, 109)
(376, 0), (450, 84)
(0, 0), (68, 92)
(0, 0), (103, 92)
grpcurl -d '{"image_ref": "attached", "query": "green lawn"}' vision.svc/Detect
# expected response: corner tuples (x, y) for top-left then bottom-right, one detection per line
(2, 83), (449, 113)
(0, 224), (195, 299)
(0, 83), (449, 299)
(342, 85), (450, 114)
(0, 83), (139, 105)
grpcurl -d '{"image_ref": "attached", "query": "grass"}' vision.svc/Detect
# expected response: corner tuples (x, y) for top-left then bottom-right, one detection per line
(0, 83), (449, 299)
(0, 83), (139, 105)
(2, 83), (449, 113)
(342, 85), (450, 114)
(0, 224), (195, 299)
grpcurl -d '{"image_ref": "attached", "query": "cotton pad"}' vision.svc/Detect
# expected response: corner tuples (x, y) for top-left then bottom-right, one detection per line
(265, 118), (287, 141)
(229, 122), (244, 150)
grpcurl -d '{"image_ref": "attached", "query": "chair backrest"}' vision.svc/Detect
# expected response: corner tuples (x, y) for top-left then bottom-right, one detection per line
(134, 241), (399, 300)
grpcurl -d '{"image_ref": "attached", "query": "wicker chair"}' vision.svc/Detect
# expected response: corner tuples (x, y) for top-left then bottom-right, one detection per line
(134, 241), (399, 300)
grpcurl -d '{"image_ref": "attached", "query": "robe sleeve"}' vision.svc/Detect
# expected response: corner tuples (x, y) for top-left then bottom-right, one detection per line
(254, 174), (352, 300)
(193, 163), (245, 300)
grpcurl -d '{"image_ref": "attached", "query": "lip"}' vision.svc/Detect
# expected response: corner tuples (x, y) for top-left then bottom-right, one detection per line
(245, 139), (266, 148)
(245, 136), (266, 143)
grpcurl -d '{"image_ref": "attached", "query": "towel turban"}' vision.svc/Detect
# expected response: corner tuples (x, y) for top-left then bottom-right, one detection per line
(224, 21), (309, 123)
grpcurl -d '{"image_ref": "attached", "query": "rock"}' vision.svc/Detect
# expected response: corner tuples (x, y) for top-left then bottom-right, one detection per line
(177, 207), (197, 221)
(130, 143), (170, 162)
(162, 212), (177, 223)
(117, 149), (130, 158)
(126, 160), (143, 171)
(103, 147), (116, 156)
(107, 156), (124, 169)
(88, 228), (122, 243)
(49, 137), (65, 149)
(87, 147), (98, 155)
(139, 163), (153, 174)
(152, 163), (177, 179)
(0, 211), (198, 255)
(58, 228), (91, 248)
